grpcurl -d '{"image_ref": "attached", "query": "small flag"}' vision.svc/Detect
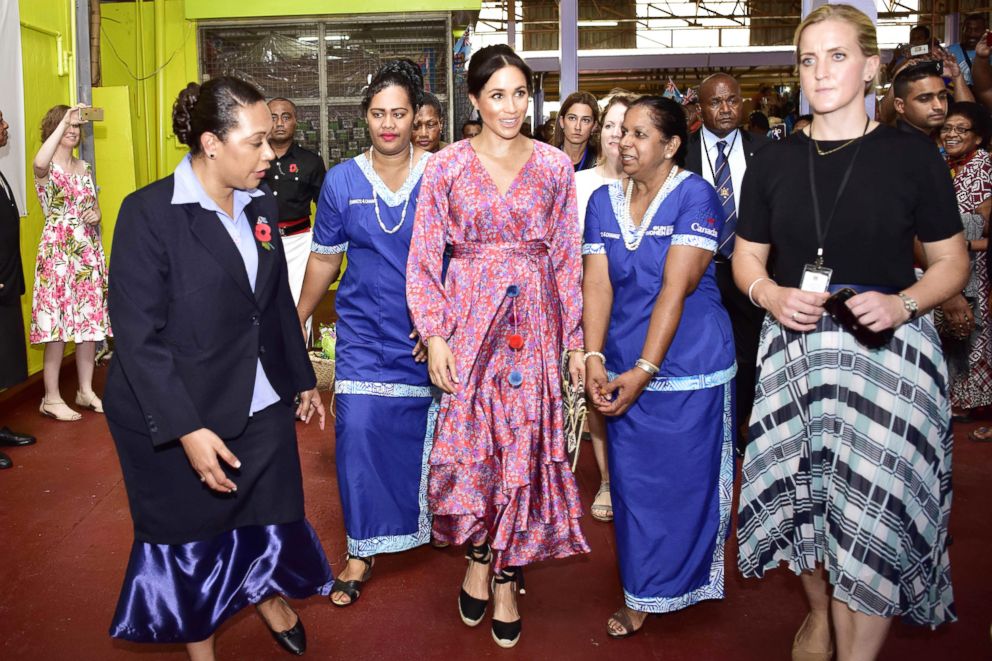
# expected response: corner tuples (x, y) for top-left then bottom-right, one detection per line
(663, 77), (683, 103)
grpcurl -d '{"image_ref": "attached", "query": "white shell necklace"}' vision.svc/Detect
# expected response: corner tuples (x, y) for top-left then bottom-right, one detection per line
(620, 166), (680, 251)
(369, 143), (413, 234)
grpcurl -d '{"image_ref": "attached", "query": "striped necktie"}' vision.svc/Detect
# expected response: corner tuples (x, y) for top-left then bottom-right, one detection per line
(715, 140), (736, 258)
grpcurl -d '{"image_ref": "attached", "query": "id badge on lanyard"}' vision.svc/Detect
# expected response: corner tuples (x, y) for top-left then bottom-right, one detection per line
(800, 262), (832, 293)
(804, 119), (867, 294)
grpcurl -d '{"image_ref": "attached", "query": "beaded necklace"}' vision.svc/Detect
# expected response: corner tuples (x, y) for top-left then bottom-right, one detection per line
(368, 143), (413, 234)
(619, 166), (680, 251)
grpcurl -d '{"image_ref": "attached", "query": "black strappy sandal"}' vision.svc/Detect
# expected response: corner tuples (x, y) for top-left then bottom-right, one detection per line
(491, 566), (525, 648)
(459, 542), (492, 626)
(329, 555), (373, 607)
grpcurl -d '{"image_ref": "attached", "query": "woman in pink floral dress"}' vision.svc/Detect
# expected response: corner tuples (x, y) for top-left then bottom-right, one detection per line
(406, 44), (587, 649)
(31, 104), (111, 421)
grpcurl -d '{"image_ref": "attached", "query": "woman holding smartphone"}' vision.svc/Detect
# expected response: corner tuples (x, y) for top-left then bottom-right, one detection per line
(31, 104), (111, 421)
(733, 5), (967, 659)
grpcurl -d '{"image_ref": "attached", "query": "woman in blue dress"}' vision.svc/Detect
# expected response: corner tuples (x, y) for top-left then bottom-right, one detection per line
(297, 59), (435, 607)
(582, 95), (736, 638)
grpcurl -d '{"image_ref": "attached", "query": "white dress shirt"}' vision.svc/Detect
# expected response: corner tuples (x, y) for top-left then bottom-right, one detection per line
(698, 125), (746, 213)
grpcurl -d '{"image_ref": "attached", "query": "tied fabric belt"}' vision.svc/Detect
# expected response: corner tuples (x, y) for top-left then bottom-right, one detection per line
(278, 217), (311, 237)
(449, 241), (549, 259)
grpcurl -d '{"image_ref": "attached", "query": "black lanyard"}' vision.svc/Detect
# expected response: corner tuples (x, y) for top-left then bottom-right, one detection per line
(806, 118), (868, 268)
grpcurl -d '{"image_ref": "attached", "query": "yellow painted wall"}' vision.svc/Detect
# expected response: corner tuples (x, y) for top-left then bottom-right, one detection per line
(91, 86), (137, 263)
(18, 0), (77, 375)
(101, 0), (199, 187)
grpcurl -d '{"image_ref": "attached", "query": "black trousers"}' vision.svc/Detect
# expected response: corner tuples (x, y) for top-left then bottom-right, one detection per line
(0, 301), (27, 389)
(714, 259), (765, 446)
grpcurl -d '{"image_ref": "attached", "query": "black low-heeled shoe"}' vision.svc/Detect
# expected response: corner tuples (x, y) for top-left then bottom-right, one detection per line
(459, 542), (492, 626)
(256, 597), (306, 656)
(491, 566), (524, 648)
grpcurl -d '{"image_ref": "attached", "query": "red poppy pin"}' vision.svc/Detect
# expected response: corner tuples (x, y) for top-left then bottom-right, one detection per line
(289, 163), (298, 174)
(706, 217), (716, 225)
(254, 216), (274, 251)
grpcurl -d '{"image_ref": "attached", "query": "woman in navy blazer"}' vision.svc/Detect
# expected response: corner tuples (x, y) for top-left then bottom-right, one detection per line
(104, 77), (332, 659)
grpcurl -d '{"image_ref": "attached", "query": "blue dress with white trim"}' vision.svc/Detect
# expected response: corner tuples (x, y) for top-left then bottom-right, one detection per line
(583, 171), (736, 613)
(312, 151), (438, 557)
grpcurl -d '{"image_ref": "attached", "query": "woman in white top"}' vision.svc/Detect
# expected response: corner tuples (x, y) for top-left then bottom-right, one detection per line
(574, 91), (636, 521)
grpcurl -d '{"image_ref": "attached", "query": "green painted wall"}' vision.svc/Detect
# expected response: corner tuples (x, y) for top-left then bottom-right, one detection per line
(18, 0), (77, 375)
(184, 0), (479, 20)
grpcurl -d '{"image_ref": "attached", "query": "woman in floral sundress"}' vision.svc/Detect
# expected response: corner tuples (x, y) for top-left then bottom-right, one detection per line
(406, 44), (588, 649)
(31, 104), (111, 421)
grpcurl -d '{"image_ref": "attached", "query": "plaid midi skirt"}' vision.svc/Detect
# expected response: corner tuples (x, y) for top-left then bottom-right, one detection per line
(737, 313), (955, 628)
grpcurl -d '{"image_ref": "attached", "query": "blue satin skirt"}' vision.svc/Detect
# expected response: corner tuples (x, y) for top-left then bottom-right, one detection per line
(109, 520), (333, 643)
(607, 383), (734, 613)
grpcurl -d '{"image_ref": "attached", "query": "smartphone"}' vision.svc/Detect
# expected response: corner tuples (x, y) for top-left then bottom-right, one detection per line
(823, 288), (894, 349)
(986, 32), (992, 48)
(79, 107), (104, 122)
(909, 43), (931, 56)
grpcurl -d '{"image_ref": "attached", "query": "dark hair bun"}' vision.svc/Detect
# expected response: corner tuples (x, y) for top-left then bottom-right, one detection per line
(172, 82), (201, 146)
(361, 59), (425, 115)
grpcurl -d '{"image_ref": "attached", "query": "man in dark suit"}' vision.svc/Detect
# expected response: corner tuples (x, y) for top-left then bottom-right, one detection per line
(684, 73), (768, 453)
(0, 109), (39, 469)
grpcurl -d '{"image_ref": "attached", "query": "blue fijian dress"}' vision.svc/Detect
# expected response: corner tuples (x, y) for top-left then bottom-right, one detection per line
(312, 151), (438, 557)
(583, 171), (736, 612)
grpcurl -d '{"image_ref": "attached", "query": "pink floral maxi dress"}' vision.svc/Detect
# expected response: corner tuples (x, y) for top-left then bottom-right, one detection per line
(407, 140), (589, 570)
(31, 162), (111, 343)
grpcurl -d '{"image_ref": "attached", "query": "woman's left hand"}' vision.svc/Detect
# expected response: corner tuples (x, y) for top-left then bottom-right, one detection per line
(596, 368), (652, 417)
(296, 388), (326, 429)
(80, 207), (100, 225)
(567, 350), (585, 391)
(846, 292), (910, 332)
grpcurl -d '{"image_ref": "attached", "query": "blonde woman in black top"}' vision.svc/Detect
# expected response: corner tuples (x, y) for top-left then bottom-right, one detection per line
(733, 5), (967, 660)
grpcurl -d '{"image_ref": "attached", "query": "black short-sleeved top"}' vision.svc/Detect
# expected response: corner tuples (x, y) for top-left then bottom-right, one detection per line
(737, 124), (960, 289)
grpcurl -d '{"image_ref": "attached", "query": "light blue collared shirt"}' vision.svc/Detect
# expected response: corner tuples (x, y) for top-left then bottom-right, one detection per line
(172, 155), (281, 416)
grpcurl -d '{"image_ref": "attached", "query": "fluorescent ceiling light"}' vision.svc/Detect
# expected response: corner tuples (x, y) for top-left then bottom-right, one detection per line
(578, 20), (618, 27)
(298, 35), (350, 42)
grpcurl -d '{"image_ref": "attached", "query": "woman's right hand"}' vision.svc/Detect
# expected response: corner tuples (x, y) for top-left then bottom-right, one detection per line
(759, 283), (829, 331)
(62, 103), (88, 127)
(585, 358), (610, 409)
(179, 428), (241, 493)
(426, 335), (459, 394)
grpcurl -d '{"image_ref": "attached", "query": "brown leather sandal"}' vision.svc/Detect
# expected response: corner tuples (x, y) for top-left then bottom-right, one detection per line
(607, 607), (647, 639)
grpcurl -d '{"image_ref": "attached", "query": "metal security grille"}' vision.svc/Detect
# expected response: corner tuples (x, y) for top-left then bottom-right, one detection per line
(199, 13), (453, 168)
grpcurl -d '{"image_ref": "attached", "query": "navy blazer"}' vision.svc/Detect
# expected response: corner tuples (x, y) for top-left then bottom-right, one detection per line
(104, 175), (315, 445)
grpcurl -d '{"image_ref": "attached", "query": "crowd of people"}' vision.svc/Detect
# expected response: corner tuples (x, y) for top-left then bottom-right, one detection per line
(0, 3), (985, 660)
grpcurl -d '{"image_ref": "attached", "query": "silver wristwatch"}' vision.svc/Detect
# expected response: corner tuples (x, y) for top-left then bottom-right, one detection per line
(897, 292), (918, 320)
